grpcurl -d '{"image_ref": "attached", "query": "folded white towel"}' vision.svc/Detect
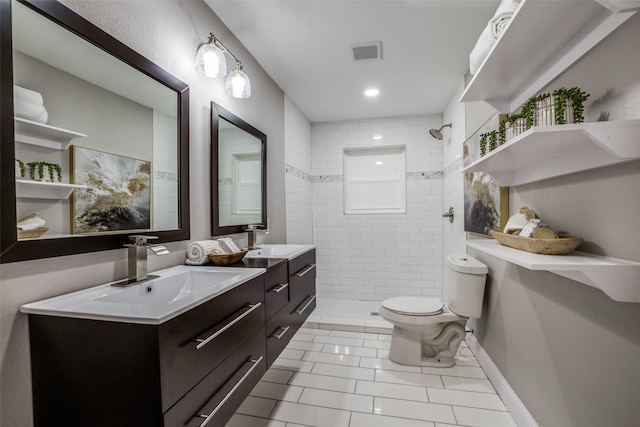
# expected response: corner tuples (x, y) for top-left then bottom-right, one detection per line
(14, 85), (44, 105)
(218, 237), (241, 254)
(469, 24), (494, 75)
(15, 99), (48, 123)
(17, 216), (46, 231)
(469, 0), (521, 75)
(186, 240), (225, 265)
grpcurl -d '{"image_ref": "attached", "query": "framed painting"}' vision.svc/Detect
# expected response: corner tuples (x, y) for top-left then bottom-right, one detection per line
(72, 146), (151, 234)
(463, 114), (509, 236)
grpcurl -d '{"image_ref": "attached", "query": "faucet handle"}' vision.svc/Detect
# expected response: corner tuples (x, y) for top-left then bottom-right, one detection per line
(127, 235), (158, 246)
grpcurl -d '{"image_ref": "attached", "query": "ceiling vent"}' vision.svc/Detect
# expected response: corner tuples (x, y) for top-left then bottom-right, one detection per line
(352, 41), (382, 61)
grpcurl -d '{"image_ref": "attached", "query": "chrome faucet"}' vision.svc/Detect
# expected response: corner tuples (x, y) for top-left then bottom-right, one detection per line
(113, 235), (169, 287)
(245, 224), (268, 250)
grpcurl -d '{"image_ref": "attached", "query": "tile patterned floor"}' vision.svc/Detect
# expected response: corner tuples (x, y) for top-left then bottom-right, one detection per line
(226, 299), (518, 427)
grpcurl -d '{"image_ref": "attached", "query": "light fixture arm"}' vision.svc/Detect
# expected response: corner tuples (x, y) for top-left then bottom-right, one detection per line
(206, 33), (242, 69)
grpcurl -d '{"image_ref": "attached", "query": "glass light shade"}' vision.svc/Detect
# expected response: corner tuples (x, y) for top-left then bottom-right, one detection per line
(195, 43), (227, 78)
(225, 69), (251, 98)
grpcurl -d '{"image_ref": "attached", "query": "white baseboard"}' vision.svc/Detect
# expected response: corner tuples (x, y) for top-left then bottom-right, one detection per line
(466, 333), (539, 427)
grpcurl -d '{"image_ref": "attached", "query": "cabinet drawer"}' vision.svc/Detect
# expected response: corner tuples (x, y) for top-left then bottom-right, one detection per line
(164, 327), (266, 427)
(264, 262), (289, 320)
(266, 307), (295, 367)
(289, 265), (315, 305)
(290, 293), (317, 331)
(289, 249), (316, 279)
(159, 276), (264, 410)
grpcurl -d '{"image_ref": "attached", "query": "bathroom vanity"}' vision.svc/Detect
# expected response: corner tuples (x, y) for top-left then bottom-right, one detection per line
(21, 246), (316, 427)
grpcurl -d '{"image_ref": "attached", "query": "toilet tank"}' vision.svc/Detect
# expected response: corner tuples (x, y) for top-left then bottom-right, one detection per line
(444, 254), (488, 318)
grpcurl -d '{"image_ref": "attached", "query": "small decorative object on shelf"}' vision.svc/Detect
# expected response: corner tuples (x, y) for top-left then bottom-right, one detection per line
(15, 159), (26, 178)
(492, 206), (583, 255)
(208, 250), (248, 266)
(27, 161), (62, 182)
(479, 133), (487, 157)
(553, 87), (589, 124)
(504, 114), (527, 142)
(17, 213), (49, 239)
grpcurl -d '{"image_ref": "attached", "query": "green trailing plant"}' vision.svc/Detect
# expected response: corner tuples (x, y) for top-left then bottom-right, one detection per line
(520, 97), (537, 129)
(553, 87), (590, 124)
(488, 130), (498, 152)
(498, 119), (507, 146)
(15, 159), (26, 178)
(27, 161), (62, 182)
(479, 133), (488, 157)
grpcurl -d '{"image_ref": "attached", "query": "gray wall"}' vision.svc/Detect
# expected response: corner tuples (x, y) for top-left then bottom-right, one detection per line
(468, 13), (640, 427)
(0, 1), (285, 425)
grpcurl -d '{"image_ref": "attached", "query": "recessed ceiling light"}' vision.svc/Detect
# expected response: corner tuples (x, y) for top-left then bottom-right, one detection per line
(364, 88), (379, 97)
(375, 161), (384, 165)
(373, 134), (383, 140)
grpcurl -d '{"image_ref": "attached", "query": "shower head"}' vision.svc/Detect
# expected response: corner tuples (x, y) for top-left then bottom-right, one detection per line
(429, 123), (452, 140)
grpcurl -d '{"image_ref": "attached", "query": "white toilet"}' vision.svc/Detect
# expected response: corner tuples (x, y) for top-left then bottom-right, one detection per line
(379, 254), (488, 367)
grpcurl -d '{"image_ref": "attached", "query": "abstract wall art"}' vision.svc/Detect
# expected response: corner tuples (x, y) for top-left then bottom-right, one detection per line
(463, 114), (509, 236)
(72, 146), (151, 234)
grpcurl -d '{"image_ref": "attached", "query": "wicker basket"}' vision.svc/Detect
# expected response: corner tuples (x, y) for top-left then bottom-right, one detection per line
(490, 230), (582, 255)
(208, 250), (248, 266)
(17, 213), (48, 239)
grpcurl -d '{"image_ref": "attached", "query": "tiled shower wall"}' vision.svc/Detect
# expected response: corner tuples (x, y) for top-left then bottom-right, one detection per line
(284, 96), (313, 244)
(311, 115), (444, 301)
(285, 98), (449, 301)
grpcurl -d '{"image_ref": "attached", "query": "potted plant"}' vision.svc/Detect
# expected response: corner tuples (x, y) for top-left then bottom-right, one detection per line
(27, 161), (63, 182)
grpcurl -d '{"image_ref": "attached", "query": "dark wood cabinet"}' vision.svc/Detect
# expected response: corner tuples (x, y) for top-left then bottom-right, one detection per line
(26, 248), (317, 426)
(27, 275), (265, 427)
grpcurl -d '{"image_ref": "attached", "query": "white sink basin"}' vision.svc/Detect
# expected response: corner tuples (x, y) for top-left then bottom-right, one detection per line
(20, 265), (265, 324)
(245, 244), (315, 260)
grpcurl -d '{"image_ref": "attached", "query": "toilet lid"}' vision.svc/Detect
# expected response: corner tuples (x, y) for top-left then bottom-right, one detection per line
(381, 297), (444, 316)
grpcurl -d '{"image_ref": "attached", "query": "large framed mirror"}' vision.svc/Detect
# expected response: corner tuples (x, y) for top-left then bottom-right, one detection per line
(0, 0), (190, 263)
(211, 102), (266, 236)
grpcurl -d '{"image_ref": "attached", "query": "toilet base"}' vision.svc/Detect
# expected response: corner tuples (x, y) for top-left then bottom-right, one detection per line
(388, 321), (466, 367)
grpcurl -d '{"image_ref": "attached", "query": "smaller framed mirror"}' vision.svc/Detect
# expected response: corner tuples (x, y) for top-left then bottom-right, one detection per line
(211, 102), (266, 236)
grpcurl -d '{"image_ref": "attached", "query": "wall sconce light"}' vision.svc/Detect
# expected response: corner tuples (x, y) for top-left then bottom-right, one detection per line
(196, 33), (251, 99)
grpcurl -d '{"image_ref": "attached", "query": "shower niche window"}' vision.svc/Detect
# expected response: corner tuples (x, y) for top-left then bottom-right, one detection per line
(343, 146), (406, 214)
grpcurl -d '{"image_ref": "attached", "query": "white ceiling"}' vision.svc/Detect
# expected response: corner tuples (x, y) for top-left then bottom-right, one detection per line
(205, 0), (499, 123)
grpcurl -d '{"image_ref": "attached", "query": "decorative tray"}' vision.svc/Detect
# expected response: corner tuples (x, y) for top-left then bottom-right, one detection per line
(490, 230), (583, 255)
(208, 250), (248, 266)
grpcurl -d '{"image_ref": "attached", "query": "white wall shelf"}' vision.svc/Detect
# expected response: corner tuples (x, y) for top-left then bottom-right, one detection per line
(461, 119), (640, 186)
(460, 0), (637, 113)
(467, 239), (640, 303)
(14, 117), (87, 150)
(16, 179), (87, 200)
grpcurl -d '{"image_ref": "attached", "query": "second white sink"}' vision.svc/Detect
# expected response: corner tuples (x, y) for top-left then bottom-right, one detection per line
(245, 244), (314, 260)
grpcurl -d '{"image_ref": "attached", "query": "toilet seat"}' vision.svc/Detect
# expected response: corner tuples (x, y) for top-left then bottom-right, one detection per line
(381, 297), (444, 316)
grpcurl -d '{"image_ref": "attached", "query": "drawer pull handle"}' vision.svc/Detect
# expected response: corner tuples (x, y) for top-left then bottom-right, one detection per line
(270, 325), (290, 340)
(196, 356), (264, 427)
(194, 302), (262, 350)
(295, 263), (316, 278)
(269, 283), (289, 293)
(295, 295), (316, 315)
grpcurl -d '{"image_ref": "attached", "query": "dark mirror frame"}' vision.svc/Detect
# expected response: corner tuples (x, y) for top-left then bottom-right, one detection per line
(211, 102), (266, 236)
(0, 0), (190, 263)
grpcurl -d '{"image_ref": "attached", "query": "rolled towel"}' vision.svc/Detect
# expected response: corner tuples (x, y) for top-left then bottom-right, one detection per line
(14, 99), (48, 123)
(14, 85), (44, 105)
(218, 237), (241, 254)
(17, 216), (46, 231)
(186, 240), (224, 265)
